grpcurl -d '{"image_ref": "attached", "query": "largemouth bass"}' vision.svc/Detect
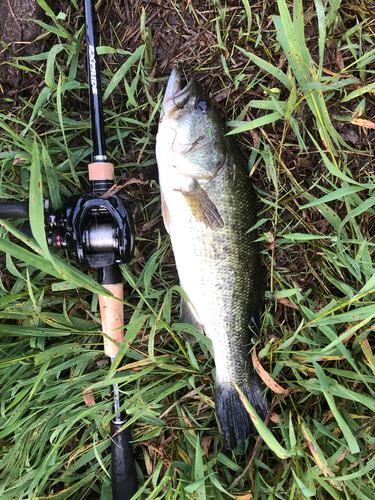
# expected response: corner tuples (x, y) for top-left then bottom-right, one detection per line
(156, 68), (269, 449)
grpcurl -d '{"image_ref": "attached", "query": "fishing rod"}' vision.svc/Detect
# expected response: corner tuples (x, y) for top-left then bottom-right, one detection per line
(0, 1), (138, 498)
(84, 1), (138, 498)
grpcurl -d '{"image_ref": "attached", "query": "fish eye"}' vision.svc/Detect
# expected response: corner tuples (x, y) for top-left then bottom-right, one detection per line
(196, 97), (211, 113)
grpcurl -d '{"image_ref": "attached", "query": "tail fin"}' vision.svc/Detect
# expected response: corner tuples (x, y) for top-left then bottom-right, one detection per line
(215, 375), (269, 450)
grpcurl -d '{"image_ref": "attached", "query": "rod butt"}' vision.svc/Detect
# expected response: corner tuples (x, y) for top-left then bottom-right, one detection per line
(111, 421), (138, 499)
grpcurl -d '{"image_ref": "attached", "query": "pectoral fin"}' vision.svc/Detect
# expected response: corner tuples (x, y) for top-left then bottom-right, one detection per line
(178, 179), (224, 229)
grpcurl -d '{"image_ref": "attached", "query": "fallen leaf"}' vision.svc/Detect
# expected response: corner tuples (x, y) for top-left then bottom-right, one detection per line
(250, 128), (259, 148)
(265, 231), (275, 250)
(13, 158), (26, 165)
(277, 52), (287, 70)
(200, 435), (214, 457)
(82, 388), (96, 407)
(351, 118), (375, 129)
(361, 338), (375, 375)
(100, 178), (146, 199)
(270, 412), (279, 424)
(336, 49), (345, 71)
(212, 87), (230, 104)
(340, 129), (359, 145)
(252, 348), (289, 395)
(277, 297), (300, 310)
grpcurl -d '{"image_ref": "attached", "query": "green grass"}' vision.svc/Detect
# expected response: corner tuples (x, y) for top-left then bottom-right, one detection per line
(1, 0), (375, 498)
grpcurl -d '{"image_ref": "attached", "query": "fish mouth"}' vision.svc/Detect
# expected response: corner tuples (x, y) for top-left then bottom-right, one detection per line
(162, 67), (195, 116)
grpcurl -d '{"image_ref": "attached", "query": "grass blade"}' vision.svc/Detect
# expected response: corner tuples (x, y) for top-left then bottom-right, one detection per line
(234, 383), (292, 459)
(312, 362), (360, 454)
(29, 139), (50, 259)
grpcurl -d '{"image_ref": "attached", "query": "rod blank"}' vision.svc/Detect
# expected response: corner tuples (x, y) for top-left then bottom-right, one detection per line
(85, 0), (106, 160)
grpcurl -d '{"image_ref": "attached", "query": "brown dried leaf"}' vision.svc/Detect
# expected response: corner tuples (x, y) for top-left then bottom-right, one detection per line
(212, 87), (230, 104)
(67, 444), (92, 468)
(340, 129), (359, 145)
(351, 118), (375, 129)
(361, 338), (375, 375)
(277, 52), (287, 70)
(277, 297), (300, 310)
(270, 412), (280, 424)
(250, 128), (259, 148)
(82, 388), (96, 407)
(12, 158), (26, 165)
(200, 435), (214, 457)
(100, 178), (146, 199)
(265, 231), (275, 250)
(252, 348), (289, 395)
(336, 49), (345, 71)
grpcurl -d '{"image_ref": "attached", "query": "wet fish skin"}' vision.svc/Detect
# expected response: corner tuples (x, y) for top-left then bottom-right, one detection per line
(156, 68), (269, 449)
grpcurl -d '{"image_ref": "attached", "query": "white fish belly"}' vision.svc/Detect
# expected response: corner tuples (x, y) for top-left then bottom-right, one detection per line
(160, 170), (251, 385)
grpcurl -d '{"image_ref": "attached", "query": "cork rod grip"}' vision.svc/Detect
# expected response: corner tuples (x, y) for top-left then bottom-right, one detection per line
(99, 284), (124, 358)
(88, 162), (114, 181)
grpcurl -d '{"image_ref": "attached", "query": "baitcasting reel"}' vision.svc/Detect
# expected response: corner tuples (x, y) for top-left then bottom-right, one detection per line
(45, 189), (135, 269)
(0, 180), (135, 271)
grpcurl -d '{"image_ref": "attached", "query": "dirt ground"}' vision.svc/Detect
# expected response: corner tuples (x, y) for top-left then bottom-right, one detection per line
(0, 0), (46, 89)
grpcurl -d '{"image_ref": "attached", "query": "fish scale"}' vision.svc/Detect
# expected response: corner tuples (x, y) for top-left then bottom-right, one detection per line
(156, 68), (269, 449)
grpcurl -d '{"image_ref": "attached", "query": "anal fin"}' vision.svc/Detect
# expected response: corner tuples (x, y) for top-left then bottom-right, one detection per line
(180, 296), (205, 344)
(161, 191), (172, 234)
